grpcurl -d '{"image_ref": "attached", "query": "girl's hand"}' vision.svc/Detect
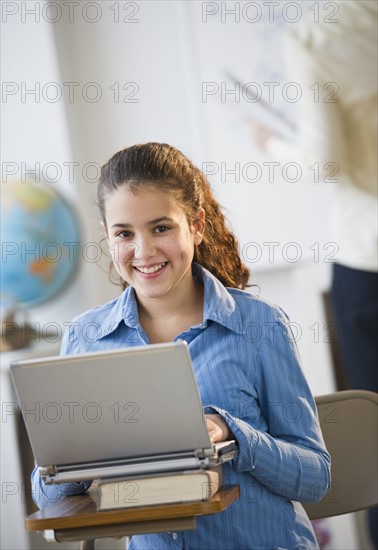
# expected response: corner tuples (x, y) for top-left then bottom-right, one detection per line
(206, 414), (232, 443)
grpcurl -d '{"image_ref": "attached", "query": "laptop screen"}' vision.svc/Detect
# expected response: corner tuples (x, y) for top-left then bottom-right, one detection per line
(10, 342), (212, 468)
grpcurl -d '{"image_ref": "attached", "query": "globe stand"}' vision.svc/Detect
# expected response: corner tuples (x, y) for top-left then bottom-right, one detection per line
(0, 320), (35, 352)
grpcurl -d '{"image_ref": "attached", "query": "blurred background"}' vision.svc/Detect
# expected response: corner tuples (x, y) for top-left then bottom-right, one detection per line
(1, 1), (376, 549)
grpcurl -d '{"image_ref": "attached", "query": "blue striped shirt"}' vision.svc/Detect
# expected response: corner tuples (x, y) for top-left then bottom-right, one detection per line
(32, 263), (330, 549)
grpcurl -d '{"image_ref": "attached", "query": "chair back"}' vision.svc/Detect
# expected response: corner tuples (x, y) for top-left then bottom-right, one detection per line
(304, 390), (378, 520)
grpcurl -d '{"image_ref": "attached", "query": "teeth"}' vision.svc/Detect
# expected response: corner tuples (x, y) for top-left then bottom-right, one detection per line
(137, 263), (166, 274)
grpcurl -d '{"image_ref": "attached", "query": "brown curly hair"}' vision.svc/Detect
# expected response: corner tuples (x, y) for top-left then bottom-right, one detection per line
(97, 142), (250, 289)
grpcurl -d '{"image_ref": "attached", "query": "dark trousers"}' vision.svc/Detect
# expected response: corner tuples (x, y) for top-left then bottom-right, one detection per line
(330, 263), (378, 392)
(330, 263), (378, 548)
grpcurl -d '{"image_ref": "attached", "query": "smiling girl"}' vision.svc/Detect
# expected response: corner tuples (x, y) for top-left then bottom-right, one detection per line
(32, 142), (330, 549)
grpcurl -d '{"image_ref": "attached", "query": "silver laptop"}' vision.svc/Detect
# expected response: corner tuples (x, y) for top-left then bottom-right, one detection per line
(10, 341), (237, 484)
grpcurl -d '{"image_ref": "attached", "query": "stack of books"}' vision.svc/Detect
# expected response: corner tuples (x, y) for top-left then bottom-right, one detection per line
(89, 466), (223, 511)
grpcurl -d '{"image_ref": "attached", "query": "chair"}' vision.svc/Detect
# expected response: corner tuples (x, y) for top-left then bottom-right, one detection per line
(303, 390), (378, 520)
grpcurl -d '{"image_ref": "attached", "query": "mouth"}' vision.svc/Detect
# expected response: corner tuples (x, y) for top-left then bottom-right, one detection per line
(133, 262), (168, 274)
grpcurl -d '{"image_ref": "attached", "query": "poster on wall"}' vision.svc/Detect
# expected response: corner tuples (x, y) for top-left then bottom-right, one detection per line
(185, 1), (336, 272)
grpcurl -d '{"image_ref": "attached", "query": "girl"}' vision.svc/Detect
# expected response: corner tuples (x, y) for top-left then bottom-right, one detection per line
(32, 142), (330, 549)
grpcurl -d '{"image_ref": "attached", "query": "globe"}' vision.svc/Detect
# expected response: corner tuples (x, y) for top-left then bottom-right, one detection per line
(1, 179), (80, 306)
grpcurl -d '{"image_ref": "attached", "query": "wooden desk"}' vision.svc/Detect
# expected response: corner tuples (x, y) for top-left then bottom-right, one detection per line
(25, 486), (240, 549)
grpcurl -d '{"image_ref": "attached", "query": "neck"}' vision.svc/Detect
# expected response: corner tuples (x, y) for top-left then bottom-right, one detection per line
(137, 276), (204, 322)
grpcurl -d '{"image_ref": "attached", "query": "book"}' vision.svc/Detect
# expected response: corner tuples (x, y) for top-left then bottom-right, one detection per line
(89, 467), (223, 511)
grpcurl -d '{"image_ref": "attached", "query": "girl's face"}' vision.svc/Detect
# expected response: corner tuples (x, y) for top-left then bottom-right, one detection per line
(104, 185), (204, 303)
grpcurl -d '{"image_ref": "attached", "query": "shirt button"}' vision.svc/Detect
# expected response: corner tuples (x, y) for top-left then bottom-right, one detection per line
(172, 533), (178, 540)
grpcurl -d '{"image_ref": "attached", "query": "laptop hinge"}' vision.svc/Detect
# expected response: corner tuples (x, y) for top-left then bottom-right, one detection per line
(195, 446), (215, 459)
(39, 465), (56, 477)
(40, 455), (207, 485)
(51, 451), (199, 474)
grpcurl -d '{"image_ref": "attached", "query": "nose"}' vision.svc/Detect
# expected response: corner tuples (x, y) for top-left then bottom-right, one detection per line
(133, 235), (157, 262)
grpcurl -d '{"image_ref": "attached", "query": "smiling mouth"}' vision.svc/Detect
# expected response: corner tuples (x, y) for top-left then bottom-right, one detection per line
(134, 262), (167, 274)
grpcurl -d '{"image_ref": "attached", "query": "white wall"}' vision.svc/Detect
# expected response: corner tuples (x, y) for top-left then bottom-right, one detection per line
(1, 2), (88, 329)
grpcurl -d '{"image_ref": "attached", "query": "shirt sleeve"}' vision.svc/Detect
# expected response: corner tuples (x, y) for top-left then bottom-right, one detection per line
(31, 465), (91, 510)
(205, 308), (331, 504)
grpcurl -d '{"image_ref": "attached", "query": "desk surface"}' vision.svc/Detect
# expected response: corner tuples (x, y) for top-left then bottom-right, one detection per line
(26, 486), (240, 539)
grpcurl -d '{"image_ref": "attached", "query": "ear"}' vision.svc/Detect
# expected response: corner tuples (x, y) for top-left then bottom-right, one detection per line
(193, 208), (206, 245)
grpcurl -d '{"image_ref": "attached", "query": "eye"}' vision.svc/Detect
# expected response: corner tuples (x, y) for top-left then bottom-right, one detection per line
(116, 230), (133, 238)
(154, 225), (170, 234)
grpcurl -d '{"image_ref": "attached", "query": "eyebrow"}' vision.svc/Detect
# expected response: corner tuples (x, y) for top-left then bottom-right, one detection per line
(110, 216), (174, 229)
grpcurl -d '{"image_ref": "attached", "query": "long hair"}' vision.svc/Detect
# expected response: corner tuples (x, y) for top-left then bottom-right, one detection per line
(98, 142), (250, 289)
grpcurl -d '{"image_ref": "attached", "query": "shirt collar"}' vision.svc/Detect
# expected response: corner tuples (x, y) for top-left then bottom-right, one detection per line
(192, 263), (243, 334)
(97, 286), (139, 340)
(97, 263), (244, 340)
